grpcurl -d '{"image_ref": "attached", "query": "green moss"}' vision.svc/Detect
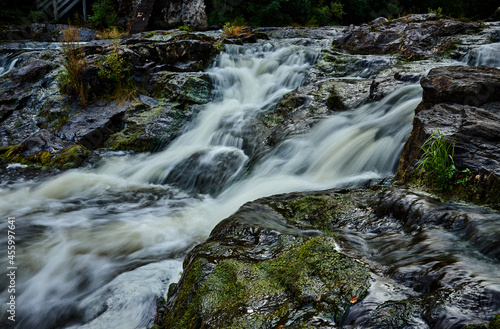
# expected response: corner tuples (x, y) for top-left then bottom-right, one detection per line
(326, 90), (345, 111)
(163, 236), (370, 329)
(4, 144), (89, 169)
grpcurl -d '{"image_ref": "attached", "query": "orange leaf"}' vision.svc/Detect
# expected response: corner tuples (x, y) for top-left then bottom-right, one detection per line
(350, 296), (358, 303)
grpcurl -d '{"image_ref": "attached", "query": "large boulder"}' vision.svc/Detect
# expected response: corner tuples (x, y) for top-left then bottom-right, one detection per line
(160, 191), (372, 329)
(396, 66), (500, 208)
(332, 14), (484, 60)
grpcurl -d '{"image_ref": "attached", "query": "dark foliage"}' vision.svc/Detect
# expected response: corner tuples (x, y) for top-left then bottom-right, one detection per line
(205, 0), (499, 26)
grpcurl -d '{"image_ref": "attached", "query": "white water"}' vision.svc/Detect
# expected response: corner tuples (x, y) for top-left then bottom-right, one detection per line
(0, 39), (422, 329)
(463, 42), (500, 68)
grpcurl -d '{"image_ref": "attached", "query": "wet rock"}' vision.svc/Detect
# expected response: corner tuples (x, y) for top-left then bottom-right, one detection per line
(368, 60), (450, 101)
(333, 14), (484, 60)
(161, 195), (371, 329)
(0, 52), (61, 147)
(420, 66), (500, 106)
(162, 148), (247, 195)
(376, 187), (500, 260)
(256, 77), (371, 160)
(396, 66), (500, 208)
(153, 72), (213, 104)
(104, 100), (200, 152)
(56, 100), (129, 150)
(257, 26), (341, 40)
(10, 60), (54, 84)
(317, 49), (394, 78)
(123, 33), (220, 72)
(4, 130), (89, 169)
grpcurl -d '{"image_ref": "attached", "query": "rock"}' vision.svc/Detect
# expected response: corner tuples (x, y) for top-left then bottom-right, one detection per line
(162, 148), (247, 194)
(4, 130), (89, 169)
(104, 100), (200, 152)
(493, 7), (500, 21)
(396, 66), (500, 208)
(132, 0), (208, 32)
(419, 66), (500, 107)
(154, 72), (213, 104)
(257, 26), (340, 40)
(179, 0), (208, 30)
(123, 33), (220, 72)
(129, 0), (156, 34)
(258, 78), (371, 157)
(368, 60), (450, 101)
(56, 100), (129, 149)
(10, 129), (67, 157)
(161, 193), (371, 329)
(332, 14), (484, 60)
(316, 49), (394, 79)
(0, 51), (61, 148)
(10, 60), (54, 84)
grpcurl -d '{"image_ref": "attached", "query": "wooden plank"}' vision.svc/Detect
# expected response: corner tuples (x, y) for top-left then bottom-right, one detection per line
(58, 0), (82, 20)
(83, 0), (87, 22)
(53, 0), (58, 21)
(36, 0), (52, 10)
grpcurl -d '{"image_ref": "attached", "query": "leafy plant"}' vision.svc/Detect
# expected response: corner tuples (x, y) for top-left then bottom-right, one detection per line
(428, 7), (443, 15)
(89, 0), (117, 29)
(416, 130), (470, 190)
(59, 26), (88, 106)
(179, 25), (191, 32)
(96, 42), (134, 97)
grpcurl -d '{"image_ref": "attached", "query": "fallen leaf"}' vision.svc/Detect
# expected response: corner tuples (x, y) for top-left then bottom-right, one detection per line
(350, 296), (358, 303)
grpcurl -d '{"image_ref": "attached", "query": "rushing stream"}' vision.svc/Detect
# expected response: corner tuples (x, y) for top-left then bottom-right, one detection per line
(0, 38), (499, 329)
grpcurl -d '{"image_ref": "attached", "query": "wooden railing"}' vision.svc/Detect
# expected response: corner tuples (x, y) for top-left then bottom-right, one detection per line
(36, 0), (87, 22)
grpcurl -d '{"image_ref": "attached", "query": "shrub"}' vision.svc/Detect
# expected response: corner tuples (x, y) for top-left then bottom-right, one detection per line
(96, 41), (134, 98)
(89, 0), (117, 29)
(428, 7), (443, 15)
(59, 27), (88, 106)
(416, 130), (470, 190)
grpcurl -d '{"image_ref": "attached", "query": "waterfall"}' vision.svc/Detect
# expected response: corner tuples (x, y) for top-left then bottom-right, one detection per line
(0, 39), (422, 329)
(0, 53), (21, 77)
(463, 42), (500, 68)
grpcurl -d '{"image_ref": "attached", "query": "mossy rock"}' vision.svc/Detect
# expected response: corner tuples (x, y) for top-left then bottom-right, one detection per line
(162, 191), (375, 329)
(163, 235), (370, 329)
(4, 144), (89, 169)
(105, 101), (197, 152)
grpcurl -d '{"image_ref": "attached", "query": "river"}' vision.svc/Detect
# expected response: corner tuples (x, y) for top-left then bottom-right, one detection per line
(0, 37), (499, 328)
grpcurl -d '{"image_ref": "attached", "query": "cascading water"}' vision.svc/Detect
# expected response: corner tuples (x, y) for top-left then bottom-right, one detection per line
(0, 53), (21, 77)
(0, 36), (498, 329)
(463, 42), (500, 68)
